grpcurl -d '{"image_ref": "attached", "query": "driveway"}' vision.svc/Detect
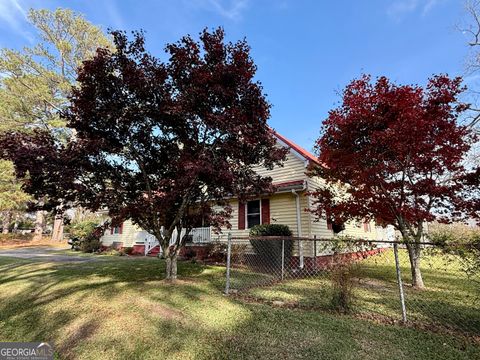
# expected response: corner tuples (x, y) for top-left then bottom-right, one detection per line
(0, 246), (97, 262)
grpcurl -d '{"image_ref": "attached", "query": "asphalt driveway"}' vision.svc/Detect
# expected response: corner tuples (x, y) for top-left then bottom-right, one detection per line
(0, 246), (97, 262)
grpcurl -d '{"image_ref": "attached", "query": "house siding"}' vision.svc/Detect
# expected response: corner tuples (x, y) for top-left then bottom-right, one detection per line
(253, 151), (307, 184)
(226, 191), (308, 238)
(101, 220), (143, 247)
(342, 220), (377, 240)
(98, 135), (388, 251)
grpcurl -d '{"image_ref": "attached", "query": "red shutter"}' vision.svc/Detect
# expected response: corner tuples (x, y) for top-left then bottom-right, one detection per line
(238, 202), (245, 230)
(261, 199), (270, 224)
(363, 222), (369, 232)
(119, 222), (123, 234)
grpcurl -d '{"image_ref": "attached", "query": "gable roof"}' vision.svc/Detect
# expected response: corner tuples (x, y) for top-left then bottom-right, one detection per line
(272, 130), (321, 165)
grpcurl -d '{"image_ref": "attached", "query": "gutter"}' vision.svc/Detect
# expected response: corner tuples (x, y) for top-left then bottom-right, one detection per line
(292, 180), (307, 269)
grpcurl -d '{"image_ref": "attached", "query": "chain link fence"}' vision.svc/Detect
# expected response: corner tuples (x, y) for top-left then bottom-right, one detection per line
(222, 235), (480, 338)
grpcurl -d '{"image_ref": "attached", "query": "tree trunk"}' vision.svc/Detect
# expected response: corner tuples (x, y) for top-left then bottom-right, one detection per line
(165, 251), (178, 281)
(406, 242), (425, 289)
(2, 212), (11, 234)
(33, 210), (44, 240)
(51, 214), (64, 241)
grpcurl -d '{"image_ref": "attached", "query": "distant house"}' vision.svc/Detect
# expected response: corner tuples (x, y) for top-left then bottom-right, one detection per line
(100, 131), (390, 257)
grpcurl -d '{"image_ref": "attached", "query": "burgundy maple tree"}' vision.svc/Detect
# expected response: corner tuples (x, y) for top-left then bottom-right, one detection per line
(0, 28), (286, 279)
(309, 74), (479, 289)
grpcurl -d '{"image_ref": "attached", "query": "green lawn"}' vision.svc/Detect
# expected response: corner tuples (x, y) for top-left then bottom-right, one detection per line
(243, 249), (480, 336)
(0, 253), (479, 360)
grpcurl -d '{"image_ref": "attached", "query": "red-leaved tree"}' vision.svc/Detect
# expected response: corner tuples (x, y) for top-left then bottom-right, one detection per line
(0, 29), (286, 280)
(308, 74), (479, 289)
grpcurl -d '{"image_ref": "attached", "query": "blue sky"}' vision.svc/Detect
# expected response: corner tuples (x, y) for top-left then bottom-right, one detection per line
(0, 0), (474, 151)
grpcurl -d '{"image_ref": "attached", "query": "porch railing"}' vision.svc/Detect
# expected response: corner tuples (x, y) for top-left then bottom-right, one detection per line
(143, 227), (212, 255)
(190, 227), (211, 243)
(144, 233), (159, 256)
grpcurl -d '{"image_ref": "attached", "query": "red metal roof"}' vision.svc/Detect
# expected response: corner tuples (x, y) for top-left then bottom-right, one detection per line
(272, 130), (321, 165)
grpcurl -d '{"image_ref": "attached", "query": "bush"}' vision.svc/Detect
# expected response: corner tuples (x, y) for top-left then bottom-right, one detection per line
(79, 235), (102, 253)
(330, 263), (356, 314)
(66, 220), (99, 240)
(182, 247), (197, 260)
(122, 247), (133, 255)
(249, 224), (292, 237)
(66, 219), (104, 253)
(204, 242), (227, 262)
(249, 224), (293, 269)
(15, 218), (35, 230)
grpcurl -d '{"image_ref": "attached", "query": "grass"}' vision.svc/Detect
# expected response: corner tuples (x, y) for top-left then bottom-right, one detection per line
(0, 253), (479, 359)
(243, 249), (480, 336)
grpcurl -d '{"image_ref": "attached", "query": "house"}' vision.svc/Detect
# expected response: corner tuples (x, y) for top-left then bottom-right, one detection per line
(100, 131), (389, 258)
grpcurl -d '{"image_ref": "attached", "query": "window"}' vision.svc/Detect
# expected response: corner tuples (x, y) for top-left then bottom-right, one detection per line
(247, 200), (261, 228)
(111, 223), (123, 235)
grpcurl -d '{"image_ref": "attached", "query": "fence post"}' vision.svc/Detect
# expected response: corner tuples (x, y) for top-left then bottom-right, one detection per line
(393, 243), (407, 323)
(281, 239), (285, 281)
(313, 235), (317, 271)
(225, 232), (232, 295)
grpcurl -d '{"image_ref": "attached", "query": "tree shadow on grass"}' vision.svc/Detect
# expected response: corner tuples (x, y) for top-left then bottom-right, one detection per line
(0, 256), (479, 359)
(0, 257), (212, 348)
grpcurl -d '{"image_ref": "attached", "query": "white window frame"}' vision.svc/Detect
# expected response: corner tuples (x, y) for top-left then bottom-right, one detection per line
(245, 199), (262, 229)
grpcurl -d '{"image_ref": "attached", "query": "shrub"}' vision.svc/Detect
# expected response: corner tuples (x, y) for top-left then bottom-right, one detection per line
(79, 235), (102, 253)
(66, 219), (104, 253)
(330, 263), (356, 314)
(249, 224), (293, 269)
(66, 219), (99, 240)
(182, 247), (197, 260)
(249, 224), (292, 237)
(204, 242), (227, 262)
(15, 218), (35, 230)
(122, 247), (133, 255)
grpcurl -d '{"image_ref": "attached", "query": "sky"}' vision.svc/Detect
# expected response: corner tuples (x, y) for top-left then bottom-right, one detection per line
(0, 0), (474, 151)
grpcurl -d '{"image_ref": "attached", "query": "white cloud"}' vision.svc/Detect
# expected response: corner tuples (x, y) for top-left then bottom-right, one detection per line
(190, 0), (249, 21)
(0, 0), (26, 30)
(387, 0), (445, 21)
(0, 0), (33, 41)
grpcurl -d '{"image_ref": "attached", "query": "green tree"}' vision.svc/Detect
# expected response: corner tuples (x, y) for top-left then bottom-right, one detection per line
(0, 8), (111, 239)
(0, 160), (30, 234)
(0, 8), (111, 133)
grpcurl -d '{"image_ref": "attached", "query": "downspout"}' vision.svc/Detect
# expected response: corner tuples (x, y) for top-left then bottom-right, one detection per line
(292, 182), (306, 269)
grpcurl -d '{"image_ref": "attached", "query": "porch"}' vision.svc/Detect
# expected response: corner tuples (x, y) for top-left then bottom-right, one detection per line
(134, 227), (216, 256)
